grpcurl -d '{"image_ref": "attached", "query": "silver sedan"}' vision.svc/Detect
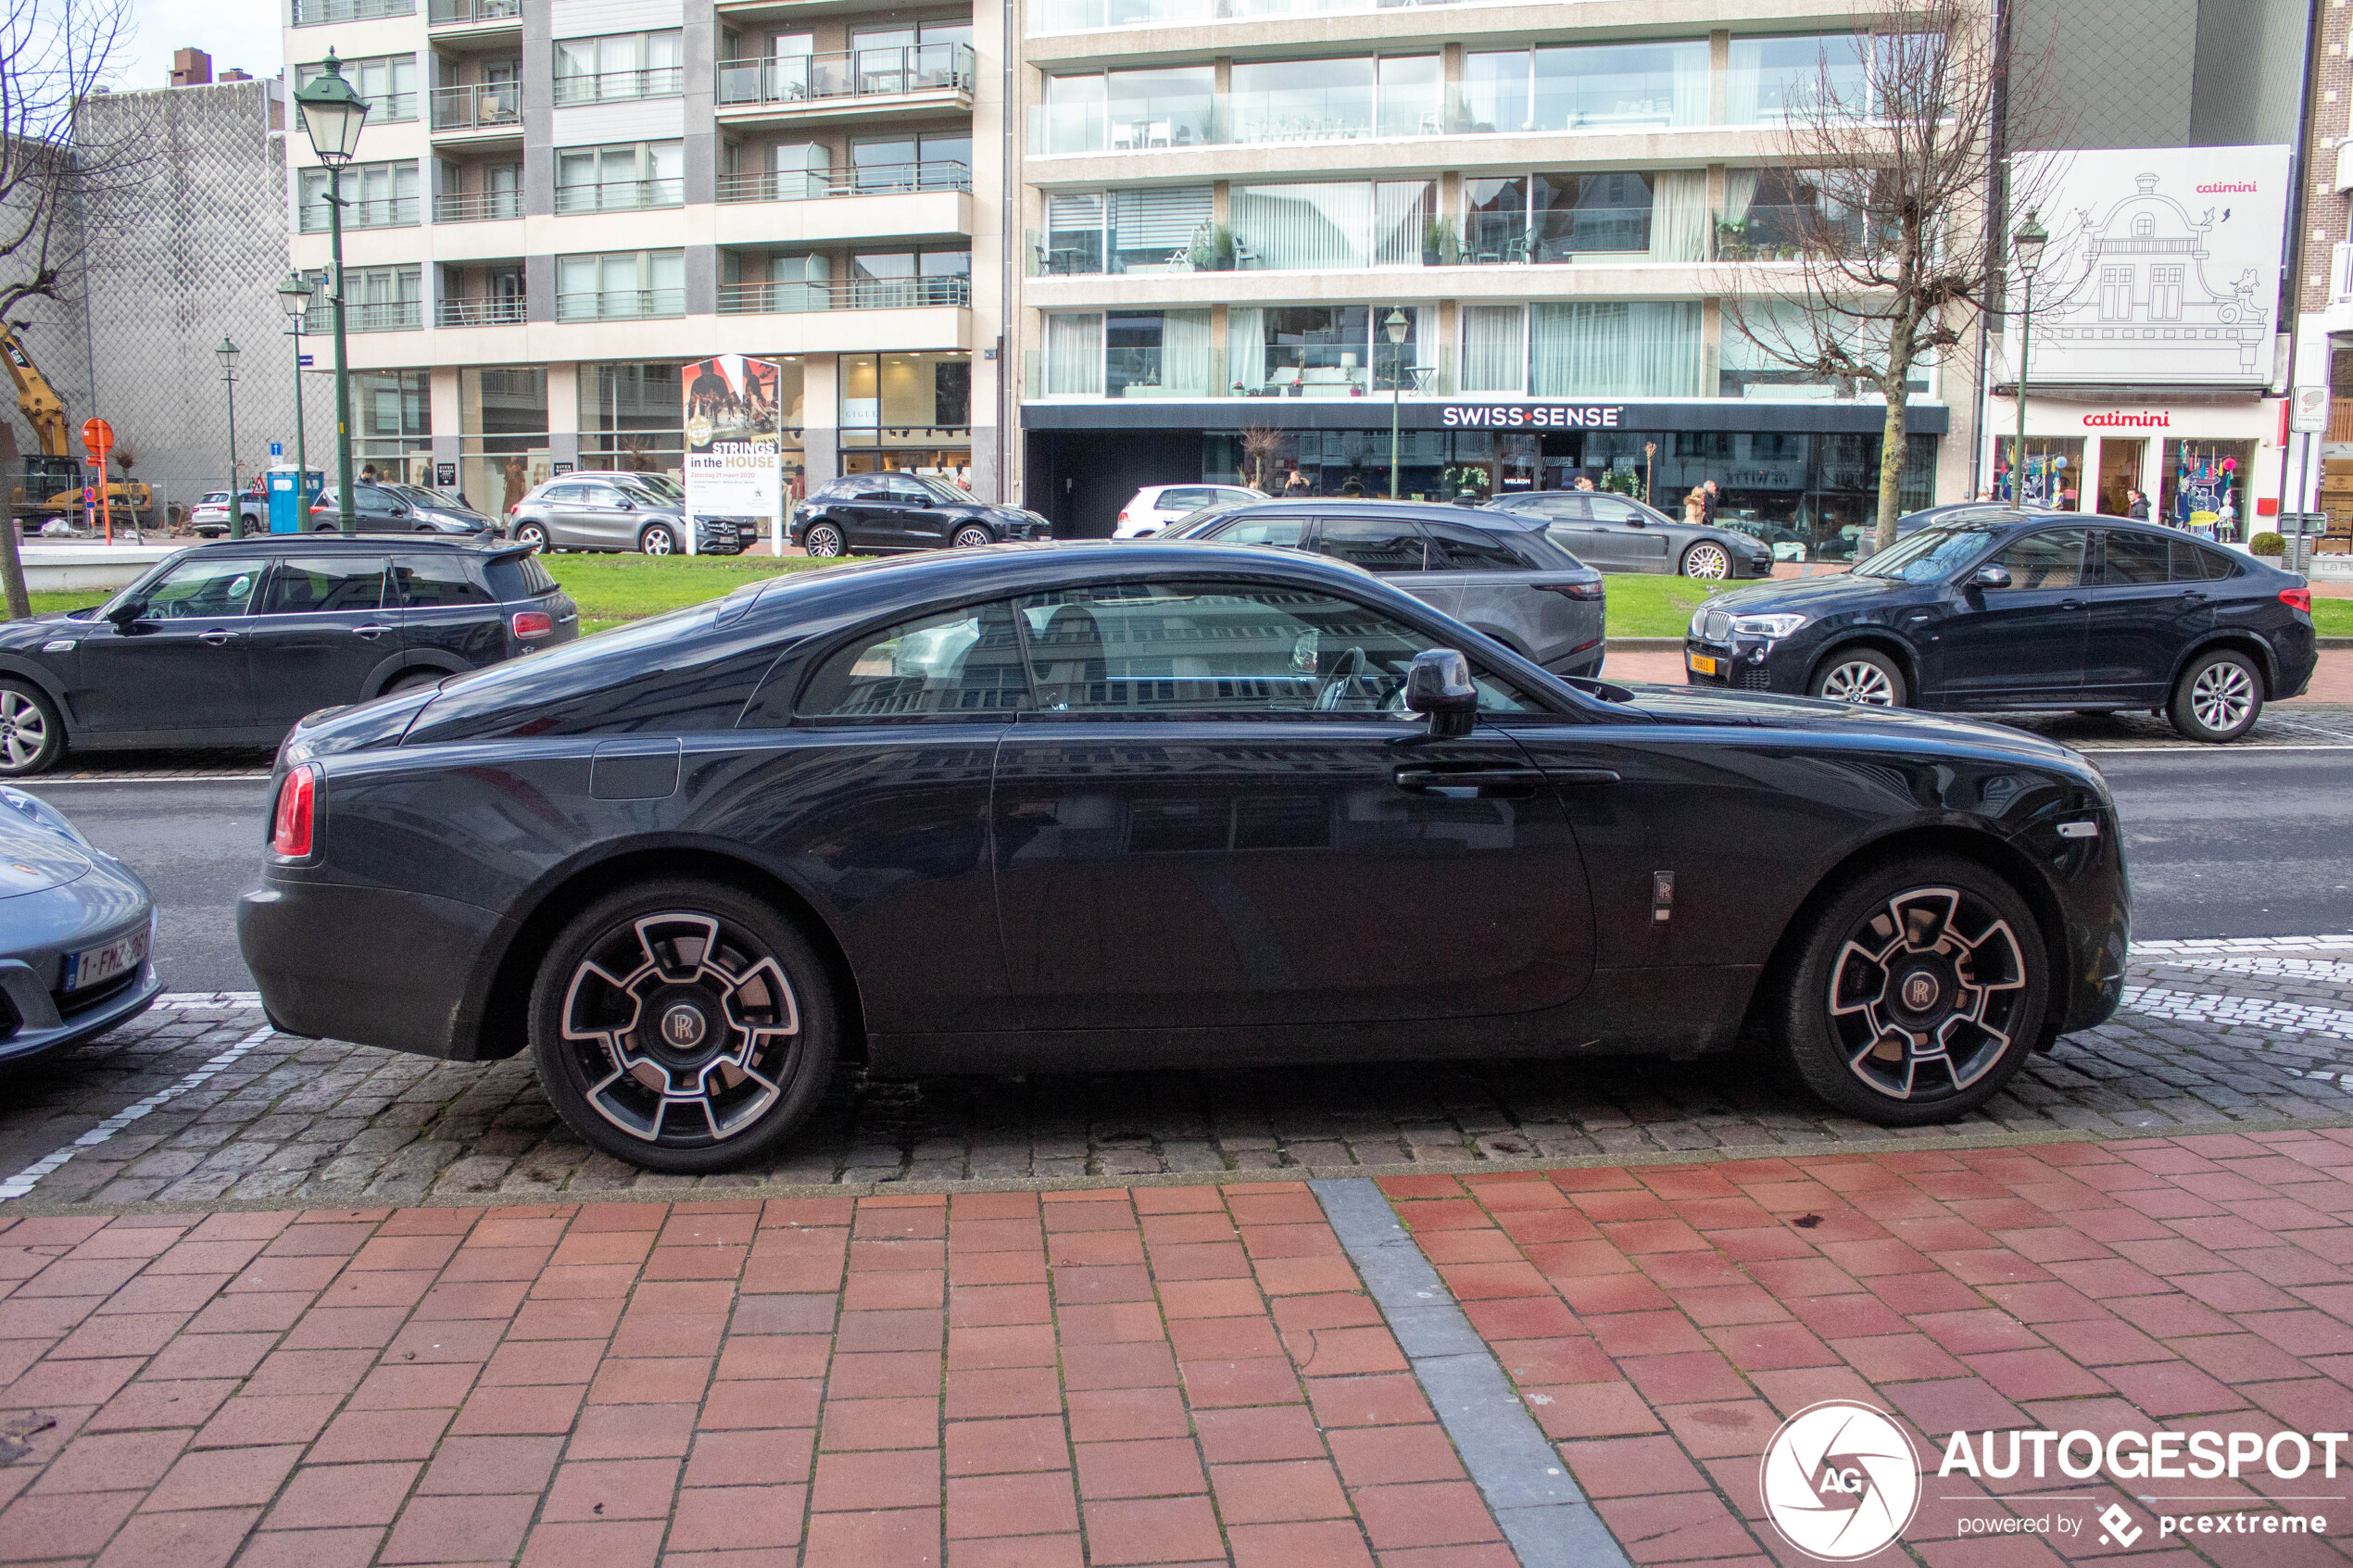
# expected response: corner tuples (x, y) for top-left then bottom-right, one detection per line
(0, 787), (160, 1069)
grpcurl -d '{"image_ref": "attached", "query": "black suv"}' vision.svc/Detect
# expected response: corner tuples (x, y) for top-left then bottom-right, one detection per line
(790, 472), (1051, 557)
(1682, 513), (2316, 742)
(0, 536), (579, 774)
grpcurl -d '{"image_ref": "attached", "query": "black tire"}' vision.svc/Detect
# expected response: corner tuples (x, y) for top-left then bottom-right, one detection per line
(803, 522), (846, 558)
(950, 523), (994, 548)
(0, 680), (64, 777)
(1680, 541), (1732, 580)
(1774, 854), (2047, 1126)
(638, 523), (678, 557)
(2167, 648), (2263, 743)
(513, 522), (549, 552)
(384, 669), (447, 696)
(529, 879), (838, 1173)
(1810, 648), (1906, 707)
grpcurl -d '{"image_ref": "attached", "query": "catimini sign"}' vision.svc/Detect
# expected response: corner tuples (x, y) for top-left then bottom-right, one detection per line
(1440, 403), (1626, 429)
(2082, 409), (2171, 428)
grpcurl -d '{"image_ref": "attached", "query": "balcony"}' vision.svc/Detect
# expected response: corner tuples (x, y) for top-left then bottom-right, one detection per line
(556, 288), (686, 322)
(717, 44), (975, 119)
(347, 300), (424, 332)
(436, 296), (526, 327)
(1030, 0), (1466, 33)
(718, 161), (971, 203)
(552, 67), (684, 106)
(291, 0), (412, 24)
(717, 275), (971, 314)
(433, 189), (522, 223)
(555, 178), (686, 215)
(429, 82), (522, 135)
(298, 196), (422, 232)
(427, 0), (521, 32)
(1026, 345), (1459, 399)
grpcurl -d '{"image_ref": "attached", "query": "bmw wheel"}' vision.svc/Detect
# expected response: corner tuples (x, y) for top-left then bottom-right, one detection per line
(1776, 856), (2046, 1125)
(1681, 542), (1731, 580)
(2168, 649), (2262, 743)
(515, 522), (549, 552)
(638, 523), (678, 556)
(530, 880), (838, 1173)
(950, 524), (994, 548)
(1811, 649), (1906, 707)
(803, 522), (846, 558)
(0, 680), (64, 777)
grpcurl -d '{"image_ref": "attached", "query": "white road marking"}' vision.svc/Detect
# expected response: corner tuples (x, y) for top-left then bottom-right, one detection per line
(2120, 985), (2353, 1044)
(0, 1024), (276, 1202)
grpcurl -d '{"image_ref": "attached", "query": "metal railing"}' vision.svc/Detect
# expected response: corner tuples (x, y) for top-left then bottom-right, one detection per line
(552, 67), (685, 105)
(427, 0), (521, 24)
(554, 177), (685, 214)
(429, 82), (522, 132)
(556, 288), (686, 321)
(346, 300), (424, 332)
(1026, 80), (1705, 154)
(717, 44), (975, 109)
(433, 188), (522, 222)
(1026, 345), (1457, 398)
(298, 196), (421, 232)
(716, 160), (971, 203)
(436, 296), (526, 326)
(716, 275), (971, 314)
(1032, 0), (1464, 32)
(292, 0), (411, 25)
(372, 92), (421, 121)
(1713, 204), (1871, 259)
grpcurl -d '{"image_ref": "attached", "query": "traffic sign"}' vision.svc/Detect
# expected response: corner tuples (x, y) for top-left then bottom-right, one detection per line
(298, 354), (315, 367)
(271, 441), (283, 458)
(80, 417), (114, 453)
(2292, 384), (2330, 433)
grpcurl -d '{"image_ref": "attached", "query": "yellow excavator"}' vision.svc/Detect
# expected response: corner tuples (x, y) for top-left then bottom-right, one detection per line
(2, 320), (152, 526)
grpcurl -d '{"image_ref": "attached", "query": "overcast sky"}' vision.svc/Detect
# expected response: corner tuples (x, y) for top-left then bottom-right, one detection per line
(114, 0), (283, 91)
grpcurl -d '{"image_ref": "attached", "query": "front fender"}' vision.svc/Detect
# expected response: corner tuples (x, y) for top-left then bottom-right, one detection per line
(0, 651), (77, 727)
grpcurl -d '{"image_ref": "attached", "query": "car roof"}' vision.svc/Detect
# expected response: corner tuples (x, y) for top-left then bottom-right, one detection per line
(1219, 498), (1546, 530)
(185, 534), (505, 554)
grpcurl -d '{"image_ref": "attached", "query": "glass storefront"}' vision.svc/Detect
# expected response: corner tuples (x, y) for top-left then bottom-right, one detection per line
(353, 370), (433, 486)
(1991, 437), (2085, 510)
(2159, 438), (2253, 538)
(459, 367), (549, 513)
(839, 351), (972, 486)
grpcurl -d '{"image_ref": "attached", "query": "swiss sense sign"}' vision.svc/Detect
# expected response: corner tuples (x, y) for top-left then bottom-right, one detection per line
(1441, 404), (1627, 429)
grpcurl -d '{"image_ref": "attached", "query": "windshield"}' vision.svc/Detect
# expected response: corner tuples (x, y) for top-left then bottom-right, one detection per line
(626, 474), (686, 500)
(907, 473), (968, 504)
(1162, 506), (1244, 538)
(1852, 525), (2002, 583)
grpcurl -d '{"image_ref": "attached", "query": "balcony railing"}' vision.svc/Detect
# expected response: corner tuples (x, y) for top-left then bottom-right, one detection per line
(1714, 204), (1871, 260)
(428, 0), (521, 24)
(292, 0), (411, 25)
(1026, 345), (1459, 399)
(717, 44), (975, 109)
(1031, 0), (1465, 32)
(373, 92), (420, 122)
(430, 82), (522, 132)
(433, 189), (522, 222)
(298, 196), (422, 232)
(1027, 80), (1704, 155)
(717, 161), (971, 203)
(554, 178), (685, 215)
(716, 275), (971, 314)
(347, 300), (424, 332)
(552, 67), (684, 106)
(556, 288), (686, 321)
(436, 296), (526, 326)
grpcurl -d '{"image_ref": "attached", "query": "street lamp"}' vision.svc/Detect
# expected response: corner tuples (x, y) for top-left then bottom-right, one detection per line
(277, 270), (315, 523)
(1384, 307), (1410, 499)
(294, 50), (371, 537)
(2010, 208), (2048, 507)
(216, 337), (242, 540)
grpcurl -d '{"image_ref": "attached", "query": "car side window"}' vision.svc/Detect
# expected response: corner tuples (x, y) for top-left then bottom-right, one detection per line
(1207, 515), (1308, 548)
(1984, 529), (2088, 591)
(2173, 542), (2241, 582)
(1215, 488), (1259, 505)
(1012, 580), (1542, 717)
(2096, 531), (2171, 586)
(394, 556), (493, 608)
(357, 487), (402, 516)
(1315, 517), (1428, 573)
(1160, 487), (1211, 510)
(797, 601), (1032, 720)
(261, 557), (390, 615)
(584, 485), (628, 508)
(1423, 521), (1546, 571)
(1587, 498), (1646, 524)
(886, 475), (937, 503)
(143, 557), (261, 619)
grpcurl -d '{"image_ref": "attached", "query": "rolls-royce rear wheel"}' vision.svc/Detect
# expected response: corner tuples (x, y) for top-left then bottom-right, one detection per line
(529, 880), (838, 1173)
(1774, 855), (2047, 1126)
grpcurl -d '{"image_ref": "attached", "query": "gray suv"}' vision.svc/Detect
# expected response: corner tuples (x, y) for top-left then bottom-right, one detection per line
(1168, 500), (1606, 678)
(508, 478), (751, 556)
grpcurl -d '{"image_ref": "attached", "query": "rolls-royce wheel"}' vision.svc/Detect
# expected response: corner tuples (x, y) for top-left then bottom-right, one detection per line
(1681, 542), (1732, 580)
(0, 680), (64, 777)
(1775, 856), (2046, 1125)
(638, 523), (678, 556)
(529, 880), (838, 1173)
(803, 522), (846, 558)
(950, 523), (994, 548)
(1811, 649), (1906, 707)
(2167, 648), (2262, 743)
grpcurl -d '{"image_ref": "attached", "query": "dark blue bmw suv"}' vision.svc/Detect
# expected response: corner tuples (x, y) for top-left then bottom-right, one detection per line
(1681, 511), (2317, 743)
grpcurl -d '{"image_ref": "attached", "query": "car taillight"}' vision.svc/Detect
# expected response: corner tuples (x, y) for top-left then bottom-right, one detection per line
(2281, 587), (2312, 614)
(271, 765), (318, 858)
(511, 609), (555, 639)
(1538, 581), (1607, 601)
(1117, 509), (1130, 524)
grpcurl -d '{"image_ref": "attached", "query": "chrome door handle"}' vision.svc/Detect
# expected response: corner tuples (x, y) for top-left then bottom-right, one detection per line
(198, 629), (236, 646)
(2057, 598), (2084, 611)
(353, 624), (388, 640)
(1393, 765), (1545, 798)
(2179, 590), (2208, 602)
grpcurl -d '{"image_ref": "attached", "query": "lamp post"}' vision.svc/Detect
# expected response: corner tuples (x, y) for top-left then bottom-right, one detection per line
(216, 338), (242, 540)
(2009, 209), (2048, 507)
(293, 51), (371, 537)
(1384, 307), (1409, 499)
(278, 272), (315, 523)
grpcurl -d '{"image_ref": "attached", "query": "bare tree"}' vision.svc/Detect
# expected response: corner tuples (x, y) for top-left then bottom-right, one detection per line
(1239, 427), (1285, 493)
(1716, 0), (2066, 550)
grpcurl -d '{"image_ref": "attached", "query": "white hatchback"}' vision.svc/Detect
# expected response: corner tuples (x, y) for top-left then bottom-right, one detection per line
(1115, 483), (1265, 538)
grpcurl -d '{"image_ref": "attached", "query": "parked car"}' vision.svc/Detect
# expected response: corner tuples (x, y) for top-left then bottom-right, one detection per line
(1116, 483), (1265, 538)
(0, 535), (578, 775)
(239, 541), (2127, 1172)
(789, 472), (1051, 557)
(0, 786), (163, 1069)
(508, 478), (751, 556)
(1681, 513), (2316, 742)
(565, 470), (686, 505)
(309, 483), (496, 536)
(1716, 516), (1811, 562)
(1169, 499), (1606, 678)
(1485, 490), (1774, 580)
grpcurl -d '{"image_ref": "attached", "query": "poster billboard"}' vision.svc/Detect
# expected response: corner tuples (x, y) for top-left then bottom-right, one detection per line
(2004, 145), (2292, 390)
(682, 355), (786, 553)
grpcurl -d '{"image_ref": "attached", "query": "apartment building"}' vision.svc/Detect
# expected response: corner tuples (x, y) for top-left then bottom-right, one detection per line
(280, 0), (1008, 510)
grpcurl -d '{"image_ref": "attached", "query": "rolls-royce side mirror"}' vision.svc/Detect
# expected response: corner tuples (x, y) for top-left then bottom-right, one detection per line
(1404, 648), (1478, 737)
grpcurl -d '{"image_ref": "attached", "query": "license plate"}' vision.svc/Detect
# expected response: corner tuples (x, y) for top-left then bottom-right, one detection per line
(64, 928), (146, 992)
(1687, 653), (1720, 675)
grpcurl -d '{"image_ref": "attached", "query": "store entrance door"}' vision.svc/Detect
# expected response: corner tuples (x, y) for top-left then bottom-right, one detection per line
(2097, 439), (2144, 516)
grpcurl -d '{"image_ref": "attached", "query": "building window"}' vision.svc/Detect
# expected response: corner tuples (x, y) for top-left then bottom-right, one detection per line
(461, 367), (548, 515)
(303, 266), (422, 332)
(1461, 171), (1708, 264)
(2150, 264), (2183, 320)
(557, 250), (686, 320)
(292, 0), (414, 29)
(1468, 42), (1708, 134)
(1044, 314), (1104, 395)
(1230, 182), (1432, 270)
(1718, 169), (1870, 258)
(1038, 67), (1213, 152)
(298, 161), (420, 231)
(1228, 304), (1434, 396)
(840, 352), (971, 483)
(554, 31), (683, 104)
(1529, 302), (1703, 397)
(2099, 264), (2133, 321)
(1106, 310), (1214, 396)
(1042, 187), (1213, 274)
(556, 142), (685, 213)
(849, 250), (972, 307)
(297, 54), (417, 120)
(1459, 306), (1527, 393)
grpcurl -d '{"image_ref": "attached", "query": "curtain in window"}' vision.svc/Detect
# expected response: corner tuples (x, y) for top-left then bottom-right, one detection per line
(1374, 182), (1433, 267)
(1725, 41), (1765, 125)
(1227, 307), (1265, 393)
(1671, 44), (1709, 126)
(1162, 308), (1214, 395)
(1529, 302), (1702, 397)
(1232, 183), (1372, 270)
(1110, 186), (1212, 260)
(1459, 306), (1524, 393)
(1650, 169), (1708, 261)
(1046, 312), (1104, 395)
(1722, 169), (1760, 227)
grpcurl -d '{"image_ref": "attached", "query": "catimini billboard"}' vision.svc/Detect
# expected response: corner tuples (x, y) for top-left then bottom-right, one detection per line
(2005, 144), (2292, 390)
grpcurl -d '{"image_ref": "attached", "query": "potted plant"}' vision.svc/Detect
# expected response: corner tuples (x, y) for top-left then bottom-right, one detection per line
(2248, 530), (2285, 566)
(1423, 218), (1458, 267)
(1189, 224), (1237, 271)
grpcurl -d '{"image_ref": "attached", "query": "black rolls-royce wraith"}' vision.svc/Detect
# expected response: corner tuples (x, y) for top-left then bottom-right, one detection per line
(238, 542), (2129, 1172)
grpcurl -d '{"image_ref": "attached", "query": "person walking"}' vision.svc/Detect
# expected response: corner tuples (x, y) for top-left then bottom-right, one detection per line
(1700, 478), (1720, 524)
(1283, 467), (1310, 497)
(1682, 485), (1707, 526)
(2127, 489), (2150, 521)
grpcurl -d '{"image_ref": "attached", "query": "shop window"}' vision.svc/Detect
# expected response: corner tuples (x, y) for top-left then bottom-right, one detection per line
(1992, 437), (2084, 509)
(2160, 440), (2251, 538)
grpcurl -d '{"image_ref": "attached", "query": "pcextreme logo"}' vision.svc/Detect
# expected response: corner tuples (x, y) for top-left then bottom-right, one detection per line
(1759, 1401), (1922, 1562)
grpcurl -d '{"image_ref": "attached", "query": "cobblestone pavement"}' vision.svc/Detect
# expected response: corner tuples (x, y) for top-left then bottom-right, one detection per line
(1, 941), (2348, 1210)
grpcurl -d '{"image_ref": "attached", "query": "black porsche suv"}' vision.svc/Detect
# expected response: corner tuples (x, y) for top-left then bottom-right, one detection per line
(788, 471), (1051, 557)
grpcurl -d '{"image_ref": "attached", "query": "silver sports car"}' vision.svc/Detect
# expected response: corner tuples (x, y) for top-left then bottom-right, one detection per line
(0, 787), (160, 1067)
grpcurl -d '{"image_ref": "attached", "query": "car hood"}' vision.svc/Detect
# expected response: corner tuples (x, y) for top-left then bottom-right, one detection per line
(0, 813), (94, 898)
(1606, 682), (2091, 763)
(1694, 571), (1912, 619)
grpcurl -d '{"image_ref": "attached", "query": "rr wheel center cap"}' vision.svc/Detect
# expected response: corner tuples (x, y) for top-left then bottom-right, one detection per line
(1899, 970), (1943, 1013)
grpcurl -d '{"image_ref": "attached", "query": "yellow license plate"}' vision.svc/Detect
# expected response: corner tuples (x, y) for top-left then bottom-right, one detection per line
(1687, 653), (1719, 675)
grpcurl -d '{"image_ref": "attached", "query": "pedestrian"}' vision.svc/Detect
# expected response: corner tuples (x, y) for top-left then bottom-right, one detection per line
(2127, 489), (2150, 521)
(1682, 485), (1706, 526)
(359, 464), (377, 483)
(1573, 476), (1595, 492)
(1701, 478), (1719, 524)
(1283, 467), (1310, 496)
